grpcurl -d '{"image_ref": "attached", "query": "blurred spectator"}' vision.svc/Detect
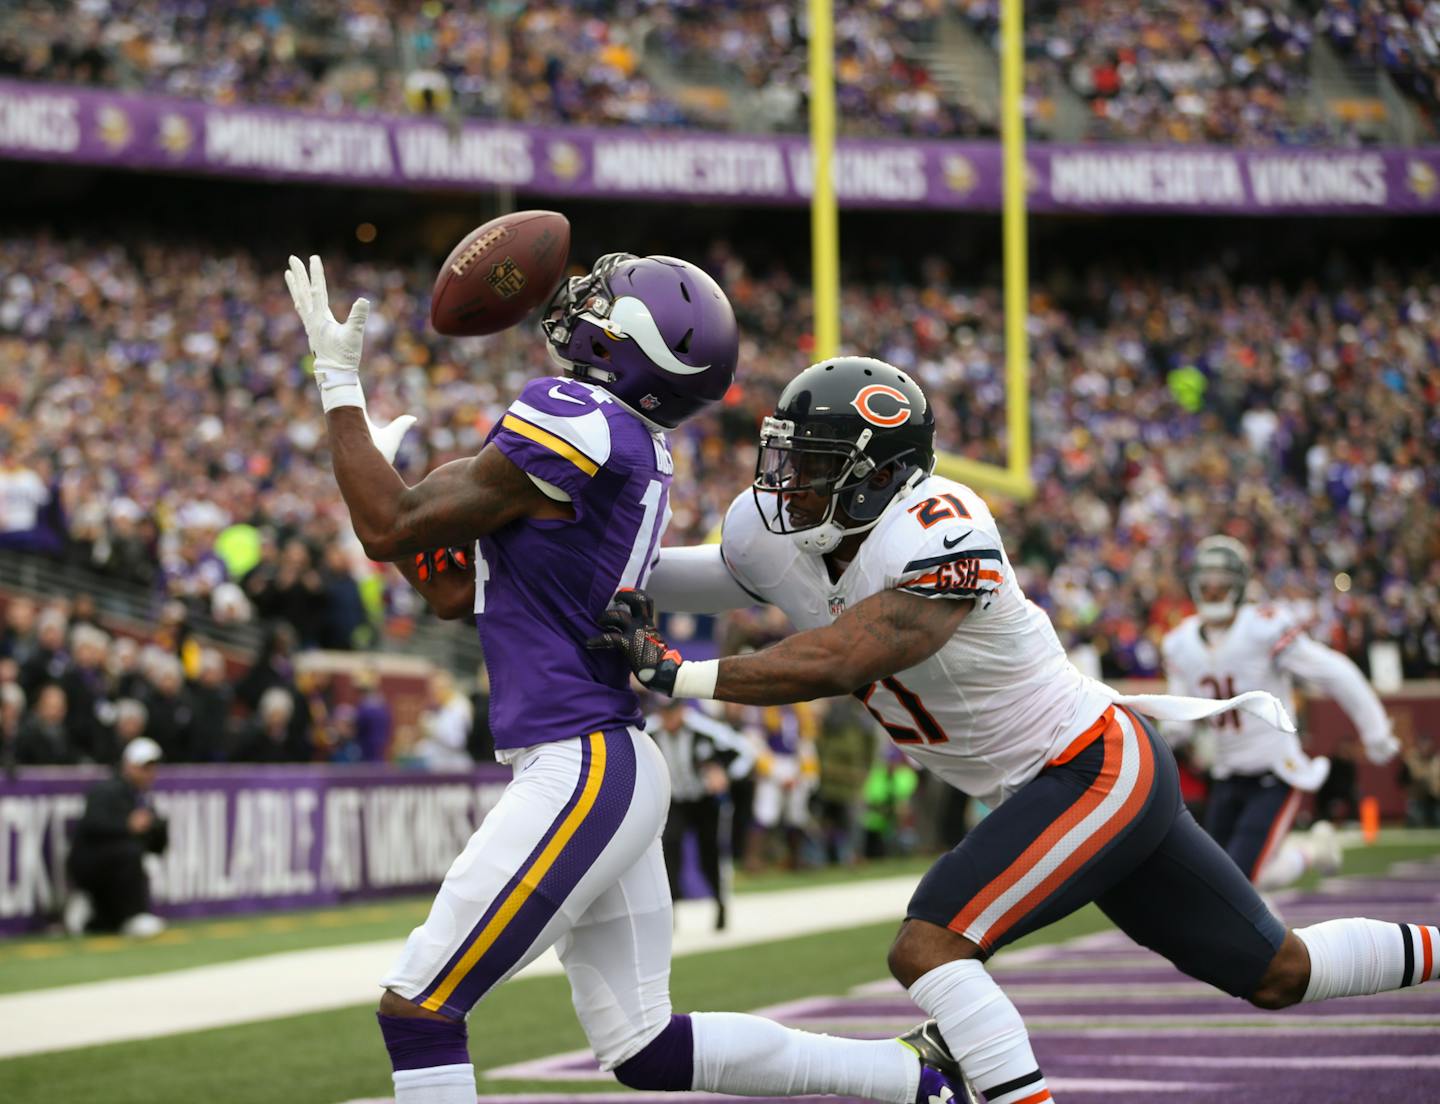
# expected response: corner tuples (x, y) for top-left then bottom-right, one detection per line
(862, 745), (920, 859)
(1, 680), (25, 774)
(248, 540), (326, 647)
(1401, 732), (1440, 827)
(1314, 735), (1361, 824)
(649, 698), (753, 931)
(812, 699), (878, 865)
(65, 736), (168, 938)
(235, 625), (299, 713)
(413, 670), (474, 771)
(0, 450), (61, 555)
(319, 544), (371, 649)
(111, 698), (149, 762)
(140, 655), (196, 762)
(353, 665), (393, 763)
(19, 605), (69, 700)
(14, 683), (73, 765)
(106, 636), (146, 701)
(231, 685), (310, 763)
(185, 648), (234, 762)
(744, 703), (818, 871)
(1, 597), (38, 667)
(58, 623), (115, 764)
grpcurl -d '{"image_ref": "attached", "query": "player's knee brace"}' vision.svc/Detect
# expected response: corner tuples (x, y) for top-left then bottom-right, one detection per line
(612, 1014), (695, 1091)
(377, 1012), (470, 1072)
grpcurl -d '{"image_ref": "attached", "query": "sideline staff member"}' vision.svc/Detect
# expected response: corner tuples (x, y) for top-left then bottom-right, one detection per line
(67, 735), (169, 937)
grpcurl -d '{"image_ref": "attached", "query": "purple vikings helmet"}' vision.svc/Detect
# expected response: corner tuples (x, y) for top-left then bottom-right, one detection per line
(540, 253), (739, 428)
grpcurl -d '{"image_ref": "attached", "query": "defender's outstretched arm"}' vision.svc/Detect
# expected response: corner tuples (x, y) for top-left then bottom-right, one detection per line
(647, 544), (759, 613)
(594, 587), (970, 703)
(712, 589), (971, 702)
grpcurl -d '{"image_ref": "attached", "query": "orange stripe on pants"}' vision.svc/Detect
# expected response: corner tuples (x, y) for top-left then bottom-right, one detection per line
(948, 708), (1154, 950)
(1421, 925), (1434, 983)
(1249, 787), (1301, 883)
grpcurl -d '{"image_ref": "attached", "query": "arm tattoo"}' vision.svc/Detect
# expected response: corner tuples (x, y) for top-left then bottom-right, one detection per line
(712, 589), (971, 705)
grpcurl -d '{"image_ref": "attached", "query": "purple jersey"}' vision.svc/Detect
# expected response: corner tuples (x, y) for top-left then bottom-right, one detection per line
(477, 376), (673, 750)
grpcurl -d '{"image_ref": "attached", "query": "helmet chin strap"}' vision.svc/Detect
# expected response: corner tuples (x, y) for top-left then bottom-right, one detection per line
(1197, 599), (1238, 624)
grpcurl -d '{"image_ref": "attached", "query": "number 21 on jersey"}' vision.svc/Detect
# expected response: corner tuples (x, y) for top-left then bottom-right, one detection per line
(855, 676), (949, 744)
(1200, 675), (1241, 730)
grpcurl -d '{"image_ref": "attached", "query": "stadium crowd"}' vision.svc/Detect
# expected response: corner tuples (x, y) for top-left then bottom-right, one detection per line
(960, 0), (1350, 145)
(0, 0), (976, 138)
(1, 228), (1437, 713)
(3, 0), (1437, 141)
(1318, 0), (1440, 116)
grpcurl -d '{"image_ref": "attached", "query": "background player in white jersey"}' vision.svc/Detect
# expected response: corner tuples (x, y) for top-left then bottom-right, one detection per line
(594, 357), (1440, 1104)
(1162, 535), (1401, 890)
(287, 262), (960, 1104)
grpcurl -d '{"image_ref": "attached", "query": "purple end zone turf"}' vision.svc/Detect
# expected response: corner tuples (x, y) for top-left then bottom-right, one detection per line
(477, 860), (1440, 1104)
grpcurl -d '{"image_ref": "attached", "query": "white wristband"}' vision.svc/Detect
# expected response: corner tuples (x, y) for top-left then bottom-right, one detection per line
(314, 362), (364, 413)
(671, 658), (719, 700)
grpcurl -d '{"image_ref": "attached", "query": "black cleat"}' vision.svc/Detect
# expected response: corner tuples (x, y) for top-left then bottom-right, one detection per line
(898, 1020), (982, 1104)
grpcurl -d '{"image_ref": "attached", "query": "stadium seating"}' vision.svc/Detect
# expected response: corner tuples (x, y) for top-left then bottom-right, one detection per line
(3, 0), (1433, 143)
(1, 230), (1436, 711)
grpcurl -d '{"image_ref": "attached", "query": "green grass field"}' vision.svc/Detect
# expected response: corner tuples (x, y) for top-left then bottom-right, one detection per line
(0, 836), (1433, 1104)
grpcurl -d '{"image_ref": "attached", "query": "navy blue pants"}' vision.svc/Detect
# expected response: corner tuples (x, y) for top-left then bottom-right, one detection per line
(1204, 772), (1302, 883)
(908, 707), (1286, 998)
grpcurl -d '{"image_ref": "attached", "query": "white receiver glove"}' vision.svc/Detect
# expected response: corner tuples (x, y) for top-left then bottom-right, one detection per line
(285, 253), (415, 463)
(1364, 727), (1401, 766)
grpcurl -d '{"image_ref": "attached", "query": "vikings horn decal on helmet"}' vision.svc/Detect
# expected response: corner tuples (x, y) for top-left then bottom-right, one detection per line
(540, 253), (739, 428)
(753, 357), (936, 554)
(1189, 534), (1252, 625)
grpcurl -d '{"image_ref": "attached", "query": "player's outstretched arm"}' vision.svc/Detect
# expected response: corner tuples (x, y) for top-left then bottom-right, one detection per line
(329, 432), (567, 562)
(1278, 634), (1398, 763)
(646, 544), (758, 613)
(712, 589), (971, 703)
(593, 587), (969, 704)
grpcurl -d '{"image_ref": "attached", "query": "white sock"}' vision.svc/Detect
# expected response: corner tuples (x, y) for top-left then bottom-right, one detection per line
(1295, 919), (1440, 1001)
(392, 1062), (476, 1104)
(909, 960), (1052, 1104)
(1255, 841), (1309, 890)
(690, 1012), (919, 1104)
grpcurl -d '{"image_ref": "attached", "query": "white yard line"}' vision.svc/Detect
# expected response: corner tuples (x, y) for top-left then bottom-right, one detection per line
(0, 875), (918, 1060)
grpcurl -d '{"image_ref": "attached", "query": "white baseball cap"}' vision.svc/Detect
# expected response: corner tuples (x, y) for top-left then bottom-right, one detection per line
(122, 737), (163, 768)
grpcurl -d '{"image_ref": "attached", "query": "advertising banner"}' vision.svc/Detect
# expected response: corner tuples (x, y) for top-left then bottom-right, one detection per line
(4, 79), (1439, 214)
(0, 763), (510, 934)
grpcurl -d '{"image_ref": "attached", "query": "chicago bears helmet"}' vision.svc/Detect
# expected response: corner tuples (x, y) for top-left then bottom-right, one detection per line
(753, 357), (935, 553)
(1189, 534), (1252, 624)
(540, 252), (739, 429)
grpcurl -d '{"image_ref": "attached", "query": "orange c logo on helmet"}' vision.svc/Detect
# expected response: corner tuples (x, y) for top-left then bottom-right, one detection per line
(850, 384), (911, 428)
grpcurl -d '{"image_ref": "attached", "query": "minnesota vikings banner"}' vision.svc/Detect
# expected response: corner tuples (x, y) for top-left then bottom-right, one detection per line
(0, 765), (511, 934)
(3, 79), (1439, 214)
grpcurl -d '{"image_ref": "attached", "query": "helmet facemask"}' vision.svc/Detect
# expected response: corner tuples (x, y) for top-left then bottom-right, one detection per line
(753, 416), (926, 554)
(1189, 538), (1251, 625)
(539, 251), (638, 386)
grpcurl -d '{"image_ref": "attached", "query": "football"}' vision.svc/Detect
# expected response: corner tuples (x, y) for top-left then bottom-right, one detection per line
(430, 210), (571, 337)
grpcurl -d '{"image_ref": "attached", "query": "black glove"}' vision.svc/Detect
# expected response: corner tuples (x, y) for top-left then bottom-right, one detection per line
(414, 546), (470, 582)
(587, 588), (681, 695)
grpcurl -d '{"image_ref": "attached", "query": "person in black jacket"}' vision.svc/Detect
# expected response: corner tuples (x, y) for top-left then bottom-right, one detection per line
(66, 737), (169, 936)
(649, 699), (754, 931)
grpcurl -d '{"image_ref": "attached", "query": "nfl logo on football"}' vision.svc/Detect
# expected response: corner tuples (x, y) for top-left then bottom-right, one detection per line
(486, 257), (527, 298)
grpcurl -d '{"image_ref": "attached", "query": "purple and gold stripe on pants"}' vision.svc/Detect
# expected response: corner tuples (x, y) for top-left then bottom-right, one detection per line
(418, 729), (637, 1017)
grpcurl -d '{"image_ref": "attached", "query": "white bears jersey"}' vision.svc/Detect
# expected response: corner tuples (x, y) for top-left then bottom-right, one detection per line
(1161, 605), (1395, 786)
(720, 475), (1115, 809)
